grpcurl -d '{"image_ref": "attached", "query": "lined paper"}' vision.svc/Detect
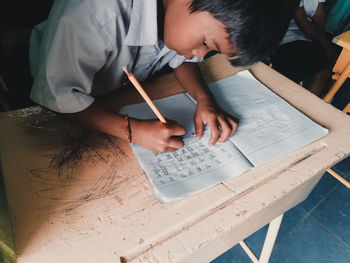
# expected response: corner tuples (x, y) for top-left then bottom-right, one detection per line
(120, 71), (328, 202)
(209, 71), (329, 167)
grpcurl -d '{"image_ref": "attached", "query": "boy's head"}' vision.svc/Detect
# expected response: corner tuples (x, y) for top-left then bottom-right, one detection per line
(163, 0), (300, 66)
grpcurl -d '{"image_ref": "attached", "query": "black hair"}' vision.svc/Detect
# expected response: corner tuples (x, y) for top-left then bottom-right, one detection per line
(190, 0), (300, 66)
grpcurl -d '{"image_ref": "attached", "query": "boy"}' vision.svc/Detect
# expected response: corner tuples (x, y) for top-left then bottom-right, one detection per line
(30, 0), (299, 152)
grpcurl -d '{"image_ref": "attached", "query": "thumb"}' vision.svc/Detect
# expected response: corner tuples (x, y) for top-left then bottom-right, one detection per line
(165, 120), (186, 136)
(170, 124), (186, 136)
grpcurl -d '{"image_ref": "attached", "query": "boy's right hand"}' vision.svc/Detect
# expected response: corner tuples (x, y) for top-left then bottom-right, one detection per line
(130, 119), (186, 152)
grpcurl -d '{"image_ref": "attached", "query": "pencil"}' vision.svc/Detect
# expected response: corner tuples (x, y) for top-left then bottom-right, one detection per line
(123, 67), (167, 123)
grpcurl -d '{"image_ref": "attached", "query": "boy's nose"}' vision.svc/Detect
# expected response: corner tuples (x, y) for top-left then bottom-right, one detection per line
(184, 54), (194, 59)
(192, 48), (207, 59)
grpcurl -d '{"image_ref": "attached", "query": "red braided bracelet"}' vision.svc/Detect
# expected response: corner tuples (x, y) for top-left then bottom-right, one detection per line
(124, 114), (131, 143)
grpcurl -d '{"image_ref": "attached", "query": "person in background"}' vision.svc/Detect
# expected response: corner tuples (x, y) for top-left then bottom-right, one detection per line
(326, 0), (350, 35)
(270, 0), (339, 96)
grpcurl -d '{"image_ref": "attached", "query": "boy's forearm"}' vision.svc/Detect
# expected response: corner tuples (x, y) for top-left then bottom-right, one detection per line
(63, 102), (128, 141)
(173, 62), (214, 103)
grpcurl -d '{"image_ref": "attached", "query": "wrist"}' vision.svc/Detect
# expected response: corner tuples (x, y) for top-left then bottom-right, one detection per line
(127, 118), (142, 144)
(124, 114), (132, 143)
(196, 92), (216, 107)
(195, 91), (212, 102)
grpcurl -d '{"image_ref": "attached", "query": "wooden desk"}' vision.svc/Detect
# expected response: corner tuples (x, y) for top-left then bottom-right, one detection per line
(1, 54), (350, 263)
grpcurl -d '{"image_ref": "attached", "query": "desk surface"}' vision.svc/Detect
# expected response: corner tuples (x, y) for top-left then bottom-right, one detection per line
(1, 55), (350, 263)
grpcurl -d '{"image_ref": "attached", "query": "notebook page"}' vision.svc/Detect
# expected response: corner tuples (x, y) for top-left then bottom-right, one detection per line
(208, 71), (329, 167)
(119, 93), (253, 203)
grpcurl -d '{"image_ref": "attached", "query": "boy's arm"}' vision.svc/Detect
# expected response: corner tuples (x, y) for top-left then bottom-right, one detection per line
(173, 62), (238, 145)
(64, 102), (185, 152)
(64, 103), (129, 141)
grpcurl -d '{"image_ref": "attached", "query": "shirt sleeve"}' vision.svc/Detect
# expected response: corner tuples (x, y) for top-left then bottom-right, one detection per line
(30, 4), (114, 113)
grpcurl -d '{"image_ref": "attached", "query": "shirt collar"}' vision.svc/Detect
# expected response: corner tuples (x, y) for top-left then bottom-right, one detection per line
(125, 0), (158, 46)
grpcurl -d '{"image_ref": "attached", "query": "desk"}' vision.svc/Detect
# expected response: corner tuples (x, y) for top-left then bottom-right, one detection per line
(1, 54), (350, 263)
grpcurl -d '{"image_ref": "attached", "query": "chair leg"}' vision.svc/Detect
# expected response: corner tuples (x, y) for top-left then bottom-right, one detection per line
(327, 169), (350, 188)
(323, 63), (350, 103)
(343, 102), (350, 114)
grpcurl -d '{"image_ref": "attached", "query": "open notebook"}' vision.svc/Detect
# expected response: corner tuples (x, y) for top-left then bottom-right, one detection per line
(120, 70), (328, 203)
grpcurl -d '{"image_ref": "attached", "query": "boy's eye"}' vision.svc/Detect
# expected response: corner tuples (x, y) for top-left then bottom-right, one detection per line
(203, 40), (209, 49)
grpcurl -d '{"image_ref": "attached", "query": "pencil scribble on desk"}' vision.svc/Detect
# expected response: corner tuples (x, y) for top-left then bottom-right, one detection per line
(9, 106), (131, 218)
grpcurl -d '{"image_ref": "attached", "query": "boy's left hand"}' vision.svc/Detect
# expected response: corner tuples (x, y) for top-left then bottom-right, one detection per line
(194, 96), (238, 145)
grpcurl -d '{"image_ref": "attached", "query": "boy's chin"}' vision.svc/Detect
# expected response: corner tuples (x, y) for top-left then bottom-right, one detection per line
(163, 36), (176, 51)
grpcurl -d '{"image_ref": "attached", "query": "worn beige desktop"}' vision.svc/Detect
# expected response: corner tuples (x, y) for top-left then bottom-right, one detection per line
(0, 54), (349, 263)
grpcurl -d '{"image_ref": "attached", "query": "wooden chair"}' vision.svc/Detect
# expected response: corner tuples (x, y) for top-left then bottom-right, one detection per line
(323, 99), (350, 188)
(322, 31), (350, 189)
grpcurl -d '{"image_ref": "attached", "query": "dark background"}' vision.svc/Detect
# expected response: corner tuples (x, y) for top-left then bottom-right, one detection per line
(0, 1), (53, 111)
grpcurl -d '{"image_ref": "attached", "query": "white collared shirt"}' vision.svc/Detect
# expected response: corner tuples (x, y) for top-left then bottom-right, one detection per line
(30, 0), (201, 113)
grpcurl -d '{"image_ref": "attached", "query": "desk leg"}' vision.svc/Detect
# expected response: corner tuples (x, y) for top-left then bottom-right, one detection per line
(259, 214), (283, 263)
(239, 214), (283, 263)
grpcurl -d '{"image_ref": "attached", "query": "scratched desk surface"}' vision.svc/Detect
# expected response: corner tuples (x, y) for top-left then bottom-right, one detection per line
(0, 55), (349, 263)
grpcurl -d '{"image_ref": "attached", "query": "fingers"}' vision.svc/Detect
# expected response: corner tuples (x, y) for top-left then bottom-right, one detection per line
(152, 139), (184, 153)
(228, 116), (239, 137)
(207, 117), (221, 145)
(194, 118), (205, 140)
(217, 116), (232, 142)
(132, 119), (185, 153)
(165, 120), (186, 136)
(158, 120), (185, 152)
(135, 113), (238, 152)
(166, 136), (185, 150)
(218, 114), (239, 141)
(208, 114), (239, 145)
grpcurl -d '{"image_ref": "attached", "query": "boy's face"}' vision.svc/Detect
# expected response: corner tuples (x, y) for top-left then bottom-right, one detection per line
(163, 1), (236, 59)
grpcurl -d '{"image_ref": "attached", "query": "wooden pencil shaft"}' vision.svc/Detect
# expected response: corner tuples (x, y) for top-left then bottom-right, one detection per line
(123, 68), (167, 123)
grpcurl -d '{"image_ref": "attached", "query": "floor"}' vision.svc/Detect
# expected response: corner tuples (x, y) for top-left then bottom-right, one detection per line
(211, 157), (350, 263)
(212, 87), (350, 263)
